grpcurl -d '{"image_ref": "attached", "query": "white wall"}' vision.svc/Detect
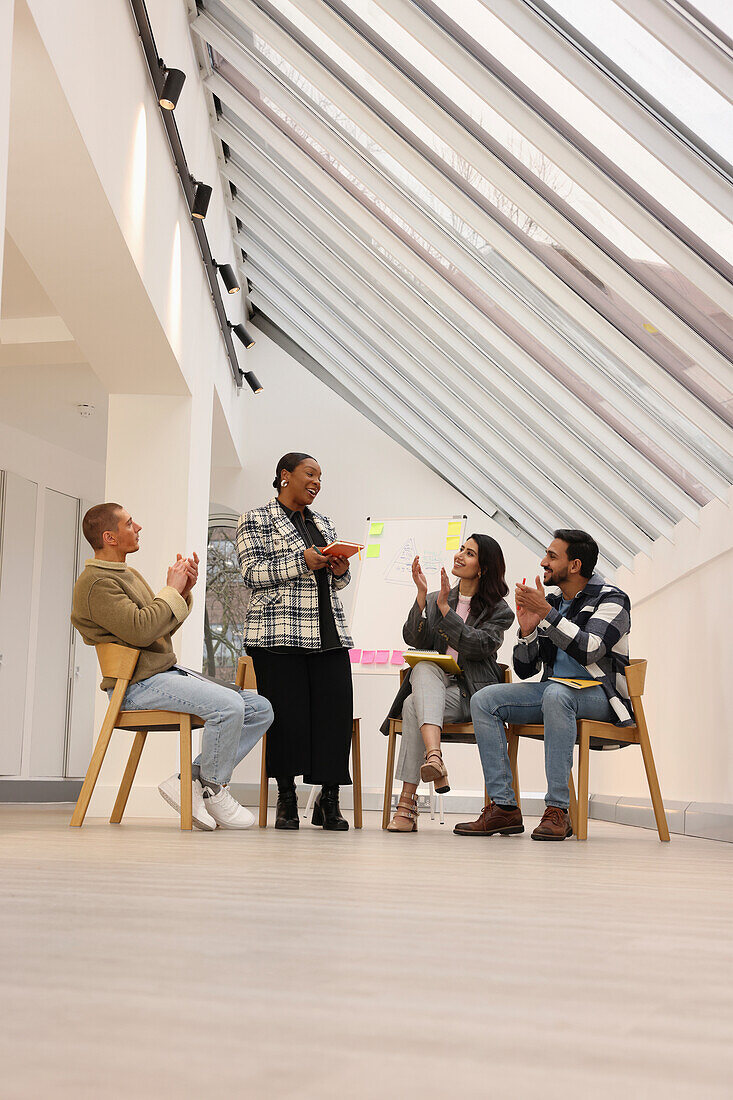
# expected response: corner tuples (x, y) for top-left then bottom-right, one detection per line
(0, 0), (14, 308)
(596, 487), (733, 805)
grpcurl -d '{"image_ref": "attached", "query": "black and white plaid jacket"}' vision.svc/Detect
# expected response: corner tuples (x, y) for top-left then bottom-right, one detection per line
(236, 497), (353, 649)
(513, 572), (633, 726)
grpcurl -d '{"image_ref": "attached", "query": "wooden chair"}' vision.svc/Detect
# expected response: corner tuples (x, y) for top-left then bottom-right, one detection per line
(381, 663), (512, 830)
(235, 655), (363, 829)
(507, 659), (669, 841)
(70, 644), (205, 830)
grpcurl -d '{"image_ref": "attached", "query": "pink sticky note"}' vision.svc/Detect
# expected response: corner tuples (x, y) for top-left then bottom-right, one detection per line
(391, 650), (405, 666)
(361, 650), (375, 664)
(375, 650), (390, 664)
(349, 649), (362, 663)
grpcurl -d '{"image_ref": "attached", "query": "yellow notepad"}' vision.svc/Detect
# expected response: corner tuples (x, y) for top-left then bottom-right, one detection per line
(549, 677), (600, 689)
(404, 650), (462, 675)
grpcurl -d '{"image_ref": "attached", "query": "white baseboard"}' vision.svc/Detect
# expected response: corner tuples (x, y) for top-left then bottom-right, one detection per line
(5, 781), (733, 842)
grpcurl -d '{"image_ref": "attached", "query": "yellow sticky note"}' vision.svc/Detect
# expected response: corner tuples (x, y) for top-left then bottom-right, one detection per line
(369, 521), (384, 536)
(447, 521), (462, 538)
(446, 536), (460, 551)
(366, 544), (381, 559)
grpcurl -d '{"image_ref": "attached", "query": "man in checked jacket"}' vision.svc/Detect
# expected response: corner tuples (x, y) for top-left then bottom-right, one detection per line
(455, 529), (631, 842)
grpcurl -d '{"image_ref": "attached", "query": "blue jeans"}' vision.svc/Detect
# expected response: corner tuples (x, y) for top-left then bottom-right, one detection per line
(114, 669), (273, 786)
(470, 680), (615, 809)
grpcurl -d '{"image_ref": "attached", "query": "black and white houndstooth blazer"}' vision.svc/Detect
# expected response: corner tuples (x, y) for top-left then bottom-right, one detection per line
(236, 497), (354, 650)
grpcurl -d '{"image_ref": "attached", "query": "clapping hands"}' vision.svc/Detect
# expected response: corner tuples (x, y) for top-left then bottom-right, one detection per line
(167, 551), (199, 597)
(515, 575), (550, 637)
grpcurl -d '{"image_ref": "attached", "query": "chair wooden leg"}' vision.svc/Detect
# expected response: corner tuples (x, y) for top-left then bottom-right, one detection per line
(70, 719), (117, 827)
(179, 716), (192, 831)
(577, 728), (590, 840)
(382, 724), (397, 830)
(506, 729), (521, 811)
(351, 719), (363, 829)
(110, 731), (147, 823)
(568, 769), (579, 839)
(258, 732), (269, 828)
(638, 721), (670, 842)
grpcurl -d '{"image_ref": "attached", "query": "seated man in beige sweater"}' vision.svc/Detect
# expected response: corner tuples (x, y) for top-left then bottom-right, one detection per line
(71, 502), (273, 830)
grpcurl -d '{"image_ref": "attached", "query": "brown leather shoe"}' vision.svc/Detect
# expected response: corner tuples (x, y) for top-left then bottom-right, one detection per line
(453, 802), (524, 836)
(531, 805), (573, 841)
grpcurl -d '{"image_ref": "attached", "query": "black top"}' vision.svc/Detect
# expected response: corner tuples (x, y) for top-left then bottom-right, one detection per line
(276, 500), (341, 651)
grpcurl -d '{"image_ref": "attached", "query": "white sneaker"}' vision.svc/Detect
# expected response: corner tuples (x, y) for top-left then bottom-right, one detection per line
(158, 774), (217, 831)
(202, 784), (255, 829)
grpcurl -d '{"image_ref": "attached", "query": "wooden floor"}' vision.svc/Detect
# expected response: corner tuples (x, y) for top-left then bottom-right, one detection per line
(2, 805), (732, 1099)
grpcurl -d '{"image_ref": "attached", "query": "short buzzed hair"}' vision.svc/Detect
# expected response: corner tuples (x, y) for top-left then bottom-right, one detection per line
(82, 503), (123, 550)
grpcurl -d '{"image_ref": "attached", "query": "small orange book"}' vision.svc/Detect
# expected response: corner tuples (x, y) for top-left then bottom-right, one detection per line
(322, 541), (364, 558)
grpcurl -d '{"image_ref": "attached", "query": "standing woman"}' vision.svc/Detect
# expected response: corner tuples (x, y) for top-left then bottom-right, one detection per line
(236, 453), (354, 831)
(382, 535), (514, 832)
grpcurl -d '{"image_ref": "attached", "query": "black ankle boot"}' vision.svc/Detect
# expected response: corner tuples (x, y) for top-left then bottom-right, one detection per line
(312, 785), (348, 831)
(275, 778), (299, 830)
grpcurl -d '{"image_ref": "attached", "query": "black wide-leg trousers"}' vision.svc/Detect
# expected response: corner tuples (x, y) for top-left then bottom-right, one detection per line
(248, 647), (353, 785)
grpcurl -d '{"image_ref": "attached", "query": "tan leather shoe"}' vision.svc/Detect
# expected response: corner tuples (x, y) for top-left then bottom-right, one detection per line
(387, 794), (419, 832)
(531, 805), (573, 841)
(453, 802), (524, 836)
(420, 748), (450, 794)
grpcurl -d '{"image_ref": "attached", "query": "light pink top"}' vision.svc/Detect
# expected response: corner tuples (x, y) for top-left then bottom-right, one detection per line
(446, 594), (472, 663)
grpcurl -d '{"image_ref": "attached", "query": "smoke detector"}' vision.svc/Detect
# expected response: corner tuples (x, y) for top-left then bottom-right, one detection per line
(76, 403), (95, 418)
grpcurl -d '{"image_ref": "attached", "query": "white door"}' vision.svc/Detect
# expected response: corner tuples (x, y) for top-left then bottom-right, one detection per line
(65, 497), (97, 778)
(0, 471), (38, 775)
(30, 489), (80, 777)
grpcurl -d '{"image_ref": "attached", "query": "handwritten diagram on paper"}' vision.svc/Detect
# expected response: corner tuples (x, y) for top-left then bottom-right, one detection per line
(384, 537), (444, 587)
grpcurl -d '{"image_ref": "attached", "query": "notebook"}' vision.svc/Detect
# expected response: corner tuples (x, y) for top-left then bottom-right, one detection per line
(548, 677), (600, 689)
(403, 650), (462, 675)
(321, 541), (364, 558)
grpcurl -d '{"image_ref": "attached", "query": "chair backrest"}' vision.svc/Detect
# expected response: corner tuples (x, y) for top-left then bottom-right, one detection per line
(96, 643), (140, 683)
(236, 654), (258, 691)
(95, 644), (141, 732)
(624, 658), (646, 698)
(399, 661), (512, 687)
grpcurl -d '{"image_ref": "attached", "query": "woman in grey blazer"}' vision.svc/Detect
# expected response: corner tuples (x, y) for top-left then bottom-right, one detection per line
(383, 534), (514, 831)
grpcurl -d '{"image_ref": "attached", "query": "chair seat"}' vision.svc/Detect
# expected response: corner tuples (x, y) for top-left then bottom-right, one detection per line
(511, 720), (640, 748)
(115, 710), (206, 732)
(441, 723), (476, 744)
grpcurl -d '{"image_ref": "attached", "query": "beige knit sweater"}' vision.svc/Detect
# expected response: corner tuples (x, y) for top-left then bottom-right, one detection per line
(71, 559), (192, 690)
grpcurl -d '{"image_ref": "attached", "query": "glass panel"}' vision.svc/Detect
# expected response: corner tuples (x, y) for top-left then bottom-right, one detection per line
(218, 0), (733, 359)
(689, 1), (733, 38)
(545, 0), (733, 161)
(211, 30), (733, 429)
(203, 525), (247, 682)
(217, 87), (715, 504)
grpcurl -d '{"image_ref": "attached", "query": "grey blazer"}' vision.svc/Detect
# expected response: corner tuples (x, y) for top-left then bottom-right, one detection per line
(380, 585), (514, 734)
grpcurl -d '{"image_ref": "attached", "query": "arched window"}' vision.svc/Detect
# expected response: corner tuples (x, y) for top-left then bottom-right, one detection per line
(203, 513), (248, 682)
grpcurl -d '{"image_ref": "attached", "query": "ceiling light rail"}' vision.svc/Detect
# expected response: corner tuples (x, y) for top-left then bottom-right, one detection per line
(128, 0), (255, 389)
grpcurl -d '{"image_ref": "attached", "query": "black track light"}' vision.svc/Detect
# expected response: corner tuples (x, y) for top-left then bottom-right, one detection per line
(189, 177), (212, 219)
(215, 262), (240, 294)
(243, 371), (263, 394)
(159, 66), (185, 110)
(230, 321), (255, 349)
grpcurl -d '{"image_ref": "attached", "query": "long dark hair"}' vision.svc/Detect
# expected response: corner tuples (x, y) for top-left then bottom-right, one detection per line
(466, 533), (508, 618)
(272, 452), (315, 490)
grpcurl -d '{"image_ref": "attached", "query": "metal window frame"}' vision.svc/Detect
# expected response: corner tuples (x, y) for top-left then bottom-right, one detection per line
(204, 58), (732, 493)
(214, 107), (709, 518)
(221, 135), (689, 533)
(195, 14), (733, 410)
